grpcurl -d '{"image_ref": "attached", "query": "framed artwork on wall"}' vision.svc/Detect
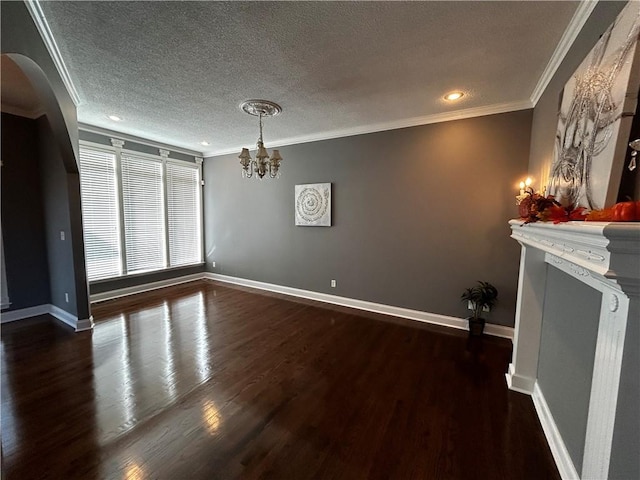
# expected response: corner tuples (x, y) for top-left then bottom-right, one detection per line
(548, 2), (640, 209)
(295, 183), (331, 226)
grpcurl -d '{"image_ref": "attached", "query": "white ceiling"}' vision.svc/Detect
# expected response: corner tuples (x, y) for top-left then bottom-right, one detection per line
(37, 1), (581, 156)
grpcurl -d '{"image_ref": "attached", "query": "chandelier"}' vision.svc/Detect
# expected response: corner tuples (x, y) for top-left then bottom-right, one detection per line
(238, 100), (283, 179)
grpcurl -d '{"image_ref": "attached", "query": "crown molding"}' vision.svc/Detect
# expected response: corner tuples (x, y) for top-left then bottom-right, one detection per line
(529, 0), (598, 106)
(1, 103), (45, 119)
(204, 99), (533, 157)
(24, 0), (82, 106)
(78, 123), (205, 157)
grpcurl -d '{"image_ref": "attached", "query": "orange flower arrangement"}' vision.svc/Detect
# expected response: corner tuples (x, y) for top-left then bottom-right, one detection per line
(518, 188), (640, 223)
(518, 188), (587, 224)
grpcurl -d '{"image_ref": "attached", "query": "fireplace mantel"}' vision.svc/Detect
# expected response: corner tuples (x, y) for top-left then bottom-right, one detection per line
(507, 220), (639, 479)
(509, 220), (640, 295)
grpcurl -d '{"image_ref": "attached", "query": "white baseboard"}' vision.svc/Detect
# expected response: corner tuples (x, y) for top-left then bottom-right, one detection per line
(74, 317), (94, 332)
(48, 303), (78, 329)
(1, 303), (93, 332)
(204, 273), (514, 340)
(90, 273), (204, 303)
(1, 304), (50, 323)
(48, 304), (94, 332)
(505, 363), (536, 395)
(4, 273), (515, 339)
(532, 382), (580, 480)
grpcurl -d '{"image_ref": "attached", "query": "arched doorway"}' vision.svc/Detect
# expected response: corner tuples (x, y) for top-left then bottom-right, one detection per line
(1, 53), (91, 331)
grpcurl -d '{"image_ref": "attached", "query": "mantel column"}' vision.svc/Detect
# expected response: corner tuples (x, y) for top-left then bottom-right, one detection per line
(506, 244), (548, 394)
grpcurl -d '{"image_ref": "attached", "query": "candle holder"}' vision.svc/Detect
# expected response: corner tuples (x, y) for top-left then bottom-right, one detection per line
(516, 178), (533, 204)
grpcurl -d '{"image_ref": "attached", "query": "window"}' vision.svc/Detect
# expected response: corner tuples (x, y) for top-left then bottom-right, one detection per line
(79, 147), (122, 281)
(166, 162), (202, 267)
(79, 142), (203, 282)
(121, 154), (166, 274)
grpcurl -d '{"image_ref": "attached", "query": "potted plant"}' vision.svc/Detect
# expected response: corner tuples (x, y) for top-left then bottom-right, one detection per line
(461, 281), (498, 336)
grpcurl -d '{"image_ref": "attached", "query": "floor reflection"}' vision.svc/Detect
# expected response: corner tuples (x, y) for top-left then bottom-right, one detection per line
(91, 313), (135, 442)
(124, 462), (145, 480)
(202, 399), (221, 436)
(91, 288), (213, 447)
(162, 301), (177, 401)
(194, 292), (211, 384)
(0, 342), (20, 458)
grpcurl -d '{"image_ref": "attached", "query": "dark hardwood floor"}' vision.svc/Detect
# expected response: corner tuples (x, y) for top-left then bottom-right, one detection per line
(1, 280), (559, 479)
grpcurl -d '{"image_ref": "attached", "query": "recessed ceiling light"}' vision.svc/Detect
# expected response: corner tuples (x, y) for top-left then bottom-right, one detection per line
(200, 141), (211, 146)
(107, 114), (123, 121)
(444, 91), (464, 101)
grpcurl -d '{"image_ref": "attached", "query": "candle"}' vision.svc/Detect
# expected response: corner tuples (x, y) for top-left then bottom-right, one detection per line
(519, 181), (525, 195)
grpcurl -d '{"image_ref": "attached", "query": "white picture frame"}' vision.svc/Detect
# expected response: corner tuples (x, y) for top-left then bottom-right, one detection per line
(295, 183), (331, 226)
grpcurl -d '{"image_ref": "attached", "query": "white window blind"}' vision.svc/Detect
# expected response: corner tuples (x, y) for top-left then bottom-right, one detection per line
(79, 148), (122, 281)
(121, 154), (166, 274)
(166, 162), (202, 266)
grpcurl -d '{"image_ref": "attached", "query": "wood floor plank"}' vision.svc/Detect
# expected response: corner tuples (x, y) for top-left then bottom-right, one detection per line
(1, 279), (559, 479)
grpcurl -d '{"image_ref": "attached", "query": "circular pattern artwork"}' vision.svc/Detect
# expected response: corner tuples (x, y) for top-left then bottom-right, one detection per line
(295, 183), (331, 226)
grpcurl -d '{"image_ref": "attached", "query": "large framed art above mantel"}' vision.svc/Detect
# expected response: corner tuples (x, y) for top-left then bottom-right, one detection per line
(548, 1), (640, 210)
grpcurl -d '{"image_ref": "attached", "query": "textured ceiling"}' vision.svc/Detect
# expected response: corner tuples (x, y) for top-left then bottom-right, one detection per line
(38, 1), (580, 155)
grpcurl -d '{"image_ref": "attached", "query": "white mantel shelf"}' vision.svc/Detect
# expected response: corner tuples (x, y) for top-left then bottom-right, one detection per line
(509, 219), (640, 295)
(507, 219), (640, 480)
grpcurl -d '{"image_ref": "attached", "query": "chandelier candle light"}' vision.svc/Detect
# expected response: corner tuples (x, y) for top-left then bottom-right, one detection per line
(238, 100), (283, 179)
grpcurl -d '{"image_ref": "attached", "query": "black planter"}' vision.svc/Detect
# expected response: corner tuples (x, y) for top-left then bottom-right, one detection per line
(468, 317), (485, 337)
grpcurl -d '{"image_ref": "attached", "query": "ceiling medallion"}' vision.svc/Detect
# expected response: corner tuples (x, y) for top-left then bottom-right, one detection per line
(238, 100), (283, 179)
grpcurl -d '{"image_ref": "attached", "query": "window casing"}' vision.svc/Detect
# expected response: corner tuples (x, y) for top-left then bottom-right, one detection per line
(79, 141), (203, 282)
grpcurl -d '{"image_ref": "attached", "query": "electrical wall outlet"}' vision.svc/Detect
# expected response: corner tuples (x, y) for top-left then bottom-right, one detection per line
(60, 231), (65, 241)
(64, 293), (69, 303)
(330, 280), (336, 288)
(212, 261), (216, 268)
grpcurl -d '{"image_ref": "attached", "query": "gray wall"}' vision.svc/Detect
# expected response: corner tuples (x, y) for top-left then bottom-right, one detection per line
(36, 117), (83, 317)
(536, 267), (600, 476)
(204, 110), (532, 327)
(90, 265), (205, 295)
(1, 113), (51, 310)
